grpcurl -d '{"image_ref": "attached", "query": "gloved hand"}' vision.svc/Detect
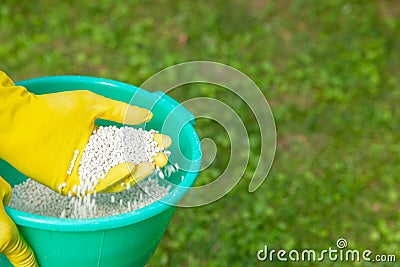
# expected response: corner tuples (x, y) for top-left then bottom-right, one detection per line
(0, 71), (171, 195)
(0, 176), (38, 267)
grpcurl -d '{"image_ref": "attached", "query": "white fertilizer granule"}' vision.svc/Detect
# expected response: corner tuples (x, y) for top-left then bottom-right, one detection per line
(9, 176), (172, 218)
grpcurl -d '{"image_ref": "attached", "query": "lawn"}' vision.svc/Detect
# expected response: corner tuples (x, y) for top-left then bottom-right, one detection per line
(1, 0), (399, 266)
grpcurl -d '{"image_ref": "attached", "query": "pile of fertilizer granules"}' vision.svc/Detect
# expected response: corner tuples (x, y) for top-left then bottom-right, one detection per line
(8, 175), (173, 218)
(8, 126), (179, 218)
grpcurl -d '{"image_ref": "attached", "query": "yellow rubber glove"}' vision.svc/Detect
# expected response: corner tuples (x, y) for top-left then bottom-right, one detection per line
(0, 176), (38, 267)
(0, 71), (171, 195)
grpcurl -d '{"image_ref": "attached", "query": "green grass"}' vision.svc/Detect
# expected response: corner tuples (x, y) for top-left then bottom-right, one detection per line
(1, 0), (399, 266)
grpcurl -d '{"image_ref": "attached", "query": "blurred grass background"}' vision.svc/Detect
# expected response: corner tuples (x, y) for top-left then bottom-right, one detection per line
(1, 0), (399, 266)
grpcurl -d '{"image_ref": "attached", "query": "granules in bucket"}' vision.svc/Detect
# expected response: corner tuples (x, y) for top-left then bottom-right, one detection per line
(8, 126), (178, 218)
(8, 175), (173, 218)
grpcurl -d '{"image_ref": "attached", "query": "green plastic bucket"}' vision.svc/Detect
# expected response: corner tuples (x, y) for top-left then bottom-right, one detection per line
(0, 76), (202, 267)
